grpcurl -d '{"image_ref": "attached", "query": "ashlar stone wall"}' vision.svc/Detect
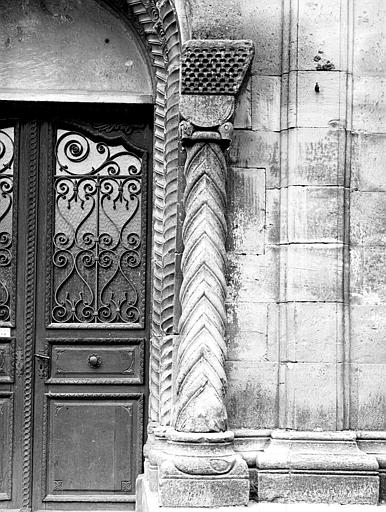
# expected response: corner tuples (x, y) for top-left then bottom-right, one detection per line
(185, 0), (386, 436)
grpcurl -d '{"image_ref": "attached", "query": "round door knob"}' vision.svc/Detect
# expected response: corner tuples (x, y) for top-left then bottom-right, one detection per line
(88, 354), (102, 368)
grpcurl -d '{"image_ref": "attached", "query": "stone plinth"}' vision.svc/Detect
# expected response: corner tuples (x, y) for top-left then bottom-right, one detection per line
(256, 431), (379, 504)
(158, 431), (249, 507)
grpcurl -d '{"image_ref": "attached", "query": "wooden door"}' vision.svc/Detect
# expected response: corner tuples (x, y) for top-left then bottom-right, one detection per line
(0, 104), (152, 512)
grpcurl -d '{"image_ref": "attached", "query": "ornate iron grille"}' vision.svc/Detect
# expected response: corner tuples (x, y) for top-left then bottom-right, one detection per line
(0, 127), (15, 326)
(50, 129), (146, 327)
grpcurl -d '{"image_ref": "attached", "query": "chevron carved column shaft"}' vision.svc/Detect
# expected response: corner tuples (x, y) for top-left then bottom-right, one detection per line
(174, 137), (229, 432)
(157, 39), (254, 508)
(172, 40), (254, 434)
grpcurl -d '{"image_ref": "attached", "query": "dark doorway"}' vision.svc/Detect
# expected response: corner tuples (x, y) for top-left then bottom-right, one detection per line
(0, 102), (153, 511)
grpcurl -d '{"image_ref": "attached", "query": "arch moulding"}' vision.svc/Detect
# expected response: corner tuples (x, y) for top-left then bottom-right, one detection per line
(126, 0), (183, 429)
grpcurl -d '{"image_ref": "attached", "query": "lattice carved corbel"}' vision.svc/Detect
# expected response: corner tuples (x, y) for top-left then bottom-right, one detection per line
(174, 40), (254, 433)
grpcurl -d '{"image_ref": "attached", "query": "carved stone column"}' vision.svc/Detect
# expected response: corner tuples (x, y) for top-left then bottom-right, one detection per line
(157, 40), (254, 508)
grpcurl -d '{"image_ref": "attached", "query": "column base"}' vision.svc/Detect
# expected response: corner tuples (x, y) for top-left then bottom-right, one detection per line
(256, 430), (379, 504)
(158, 430), (250, 507)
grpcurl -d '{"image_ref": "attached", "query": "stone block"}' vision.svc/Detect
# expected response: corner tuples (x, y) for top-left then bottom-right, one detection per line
(350, 246), (386, 304)
(354, 0), (386, 75)
(230, 130), (280, 189)
(281, 244), (343, 302)
(281, 186), (344, 243)
(227, 167), (266, 255)
(283, 362), (339, 430)
(256, 431), (379, 504)
(282, 71), (347, 129)
(189, 0), (242, 39)
(226, 302), (279, 362)
(281, 302), (343, 363)
(295, 0), (348, 73)
(227, 249), (279, 303)
(257, 473), (379, 504)
(351, 191), (386, 246)
(350, 363), (386, 430)
(251, 76), (281, 131)
(189, 0), (283, 76)
(352, 133), (386, 191)
(265, 189), (280, 245)
(353, 76), (386, 133)
(281, 127), (346, 187)
(234, 76), (252, 130)
(350, 305), (386, 364)
(241, 0), (283, 76)
(226, 361), (279, 429)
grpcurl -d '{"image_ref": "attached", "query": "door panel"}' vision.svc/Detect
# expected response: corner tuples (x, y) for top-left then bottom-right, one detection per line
(48, 338), (144, 385)
(0, 104), (152, 512)
(42, 393), (143, 502)
(0, 391), (13, 501)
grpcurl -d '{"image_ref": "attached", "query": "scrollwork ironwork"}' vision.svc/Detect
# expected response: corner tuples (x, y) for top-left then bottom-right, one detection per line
(0, 127), (15, 325)
(51, 130), (145, 326)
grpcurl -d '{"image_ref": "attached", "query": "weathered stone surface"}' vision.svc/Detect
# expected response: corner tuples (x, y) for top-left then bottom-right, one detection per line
(234, 77), (252, 129)
(188, 0), (283, 76)
(226, 302), (278, 363)
(226, 361), (279, 429)
(353, 76), (386, 132)
(227, 167), (266, 255)
(352, 133), (386, 191)
(257, 473), (379, 505)
(283, 362), (338, 430)
(350, 305), (386, 364)
(282, 71), (347, 129)
(227, 249), (279, 304)
(353, 0), (386, 75)
(257, 431), (379, 504)
(280, 186), (345, 243)
(350, 246), (386, 304)
(282, 303), (343, 363)
(265, 189), (280, 245)
(281, 244), (343, 302)
(350, 363), (386, 430)
(281, 128), (346, 187)
(251, 76), (281, 131)
(351, 191), (386, 246)
(294, 0), (348, 73)
(241, 0), (283, 76)
(230, 130), (280, 188)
